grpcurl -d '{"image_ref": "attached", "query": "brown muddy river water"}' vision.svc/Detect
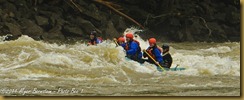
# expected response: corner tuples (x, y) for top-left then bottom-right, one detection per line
(0, 30), (240, 96)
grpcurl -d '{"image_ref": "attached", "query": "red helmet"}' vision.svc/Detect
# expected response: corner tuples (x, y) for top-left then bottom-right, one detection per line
(118, 37), (125, 42)
(149, 38), (156, 44)
(125, 33), (133, 39)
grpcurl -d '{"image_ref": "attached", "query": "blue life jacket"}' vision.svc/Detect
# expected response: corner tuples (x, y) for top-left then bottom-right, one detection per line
(125, 41), (142, 59)
(120, 43), (126, 49)
(145, 46), (163, 63)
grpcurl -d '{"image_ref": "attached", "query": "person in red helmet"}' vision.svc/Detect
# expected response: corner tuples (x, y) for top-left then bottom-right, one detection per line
(118, 37), (126, 48)
(125, 33), (143, 63)
(114, 37), (126, 49)
(87, 31), (103, 46)
(118, 37), (125, 44)
(143, 38), (166, 69)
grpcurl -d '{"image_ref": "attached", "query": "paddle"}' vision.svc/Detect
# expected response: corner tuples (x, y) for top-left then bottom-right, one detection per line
(174, 64), (179, 71)
(113, 38), (119, 47)
(143, 49), (166, 72)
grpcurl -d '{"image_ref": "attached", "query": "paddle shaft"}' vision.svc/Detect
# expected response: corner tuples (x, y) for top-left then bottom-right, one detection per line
(143, 49), (165, 71)
(113, 38), (119, 47)
(174, 64), (179, 71)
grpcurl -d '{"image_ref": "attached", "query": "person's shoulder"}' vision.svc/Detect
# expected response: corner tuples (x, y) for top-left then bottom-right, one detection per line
(132, 41), (139, 45)
(130, 41), (135, 44)
(154, 46), (161, 50)
(164, 53), (172, 57)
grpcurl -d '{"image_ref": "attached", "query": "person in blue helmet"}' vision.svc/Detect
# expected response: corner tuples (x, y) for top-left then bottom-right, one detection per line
(143, 38), (167, 69)
(87, 31), (102, 46)
(124, 33), (143, 63)
(162, 44), (173, 68)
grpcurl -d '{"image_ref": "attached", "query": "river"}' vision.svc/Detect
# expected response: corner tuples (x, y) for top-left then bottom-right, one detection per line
(0, 29), (240, 96)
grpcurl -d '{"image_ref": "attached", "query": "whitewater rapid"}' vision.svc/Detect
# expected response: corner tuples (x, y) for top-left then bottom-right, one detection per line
(0, 29), (240, 96)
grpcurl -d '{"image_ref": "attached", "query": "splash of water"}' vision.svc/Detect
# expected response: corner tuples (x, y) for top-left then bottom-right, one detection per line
(0, 31), (240, 83)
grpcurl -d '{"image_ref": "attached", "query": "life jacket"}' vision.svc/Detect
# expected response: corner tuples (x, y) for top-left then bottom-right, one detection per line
(162, 51), (172, 68)
(146, 46), (162, 59)
(125, 40), (140, 50)
(88, 37), (103, 45)
(125, 39), (142, 58)
(97, 37), (103, 42)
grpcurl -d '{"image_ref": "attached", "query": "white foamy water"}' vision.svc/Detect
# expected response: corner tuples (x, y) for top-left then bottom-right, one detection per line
(0, 28), (240, 96)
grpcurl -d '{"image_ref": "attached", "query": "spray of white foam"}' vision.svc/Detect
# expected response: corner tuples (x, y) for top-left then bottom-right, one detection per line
(122, 27), (239, 76)
(0, 32), (240, 82)
(172, 47), (240, 76)
(122, 27), (149, 51)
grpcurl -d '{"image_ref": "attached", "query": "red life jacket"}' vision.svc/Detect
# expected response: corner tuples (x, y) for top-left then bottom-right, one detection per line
(146, 46), (162, 59)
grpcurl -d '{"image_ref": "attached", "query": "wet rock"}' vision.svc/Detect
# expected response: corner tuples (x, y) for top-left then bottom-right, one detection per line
(42, 31), (65, 41)
(2, 1), (16, 12)
(111, 15), (128, 33)
(63, 25), (84, 36)
(85, 4), (103, 21)
(104, 20), (119, 39)
(0, 0), (240, 42)
(75, 17), (97, 34)
(4, 23), (22, 36)
(20, 19), (43, 39)
(208, 22), (228, 42)
(10, 0), (27, 7)
(0, 0), (6, 4)
(35, 15), (49, 26)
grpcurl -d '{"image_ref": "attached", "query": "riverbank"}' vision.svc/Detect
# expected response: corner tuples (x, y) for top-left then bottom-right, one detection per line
(0, 0), (240, 42)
